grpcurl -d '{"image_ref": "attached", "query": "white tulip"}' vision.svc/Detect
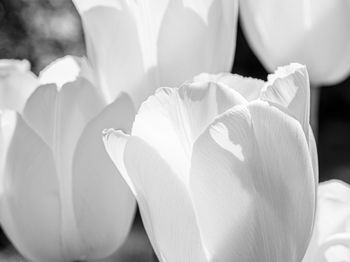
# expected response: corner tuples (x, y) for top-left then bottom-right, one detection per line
(240, 0), (350, 86)
(303, 180), (350, 262)
(104, 63), (318, 262)
(72, 0), (239, 107)
(0, 56), (136, 262)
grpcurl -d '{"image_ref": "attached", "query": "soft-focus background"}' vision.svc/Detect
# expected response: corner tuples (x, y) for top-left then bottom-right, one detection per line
(0, 0), (349, 261)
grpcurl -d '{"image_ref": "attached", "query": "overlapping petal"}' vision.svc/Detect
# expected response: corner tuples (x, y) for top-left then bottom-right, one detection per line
(0, 56), (137, 261)
(104, 78), (247, 262)
(193, 72), (265, 102)
(73, 0), (239, 108)
(157, 0), (239, 86)
(190, 101), (315, 262)
(73, 0), (155, 106)
(104, 63), (316, 262)
(104, 131), (207, 262)
(131, 81), (246, 184)
(214, 64), (318, 186)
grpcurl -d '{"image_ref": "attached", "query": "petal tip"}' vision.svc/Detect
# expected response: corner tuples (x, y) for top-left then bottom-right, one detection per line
(39, 56), (82, 89)
(268, 63), (308, 83)
(102, 128), (129, 158)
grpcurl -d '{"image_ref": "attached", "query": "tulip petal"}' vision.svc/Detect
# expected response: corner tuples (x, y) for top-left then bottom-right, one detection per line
(190, 100), (315, 262)
(72, 94), (136, 259)
(0, 112), (63, 262)
(132, 83), (246, 184)
(158, 0), (238, 86)
(0, 60), (38, 113)
(183, 0), (239, 71)
(73, 0), (156, 107)
(207, 0), (239, 72)
(103, 130), (207, 262)
(260, 63), (310, 140)
(194, 72), (265, 101)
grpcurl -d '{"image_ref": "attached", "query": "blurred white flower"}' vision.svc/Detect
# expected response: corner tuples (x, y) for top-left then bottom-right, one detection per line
(72, 0), (239, 107)
(240, 0), (350, 86)
(0, 56), (136, 262)
(303, 180), (350, 262)
(0, 60), (38, 113)
(104, 63), (318, 262)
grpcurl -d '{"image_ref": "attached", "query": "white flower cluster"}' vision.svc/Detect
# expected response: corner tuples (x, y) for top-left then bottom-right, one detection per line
(0, 1), (349, 262)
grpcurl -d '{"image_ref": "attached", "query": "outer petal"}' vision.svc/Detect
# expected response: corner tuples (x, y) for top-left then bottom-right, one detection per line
(72, 94), (136, 260)
(0, 60), (38, 112)
(103, 130), (207, 262)
(260, 64), (319, 184)
(73, 0), (156, 107)
(0, 111), (63, 262)
(190, 101), (315, 262)
(158, 0), (238, 86)
(303, 180), (350, 262)
(240, 0), (350, 85)
(132, 82), (246, 184)
(260, 63), (310, 141)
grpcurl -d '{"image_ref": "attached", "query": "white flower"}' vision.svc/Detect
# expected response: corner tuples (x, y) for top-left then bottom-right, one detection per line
(72, 0), (239, 107)
(240, 0), (350, 86)
(0, 56), (136, 262)
(104, 63), (318, 262)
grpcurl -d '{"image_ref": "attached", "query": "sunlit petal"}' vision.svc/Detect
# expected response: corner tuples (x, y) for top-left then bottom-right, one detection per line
(261, 63), (310, 140)
(73, 0), (155, 107)
(190, 100), (315, 262)
(158, 0), (238, 86)
(103, 130), (207, 262)
(131, 82), (246, 184)
(194, 72), (265, 101)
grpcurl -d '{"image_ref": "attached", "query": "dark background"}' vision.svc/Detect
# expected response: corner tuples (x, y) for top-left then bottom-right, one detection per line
(0, 0), (349, 261)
